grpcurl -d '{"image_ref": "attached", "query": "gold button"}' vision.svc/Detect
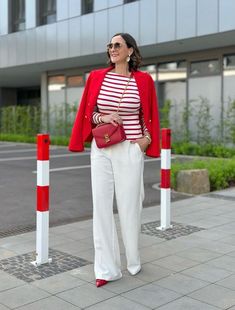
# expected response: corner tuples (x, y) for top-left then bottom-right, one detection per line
(85, 115), (88, 119)
(149, 119), (152, 123)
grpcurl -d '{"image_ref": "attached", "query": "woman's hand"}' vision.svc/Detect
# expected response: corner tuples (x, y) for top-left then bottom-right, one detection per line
(132, 136), (150, 152)
(101, 113), (123, 126)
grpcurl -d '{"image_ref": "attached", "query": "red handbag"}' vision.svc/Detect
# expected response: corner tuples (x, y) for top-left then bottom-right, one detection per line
(92, 123), (126, 148)
(92, 74), (132, 149)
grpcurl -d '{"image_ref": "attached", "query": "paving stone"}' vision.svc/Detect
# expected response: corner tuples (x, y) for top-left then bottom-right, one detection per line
(176, 247), (222, 262)
(216, 274), (235, 290)
(197, 240), (235, 255)
(0, 304), (10, 310)
(122, 283), (181, 309)
(86, 296), (150, 310)
(134, 263), (173, 282)
(189, 284), (235, 309)
(102, 271), (146, 294)
(154, 273), (209, 295)
(0, 284), (50, 309)
(220, 234), (235, 246)
(156, 296), (220, 310)
(151, 255), (199, 272)
(12, 296), (80, 310)
(0, 247), (16, 259)
(68, 265), (95, 283)
(206, 255), (235, 272)
(227, 251), (235, 257)
(0, 248), (91, 283)
(57, 283), (115, 308)
(0, 271), (25, 292)
(182, 263), (233, 283)
(141, 221), (205, 240)
(32, 272), (86, 294)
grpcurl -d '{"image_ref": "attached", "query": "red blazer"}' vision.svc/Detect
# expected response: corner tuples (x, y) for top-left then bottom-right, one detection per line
(69, 67), (160, 157)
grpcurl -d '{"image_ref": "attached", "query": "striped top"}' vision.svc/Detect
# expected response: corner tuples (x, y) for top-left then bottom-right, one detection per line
(92, 72), (147, 140)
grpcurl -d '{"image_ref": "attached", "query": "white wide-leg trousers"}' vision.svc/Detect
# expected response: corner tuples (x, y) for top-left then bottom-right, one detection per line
(91, 139), (144, 281)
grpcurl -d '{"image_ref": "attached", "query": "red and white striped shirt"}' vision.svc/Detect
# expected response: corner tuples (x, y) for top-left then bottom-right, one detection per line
(92, 72), (147, 140)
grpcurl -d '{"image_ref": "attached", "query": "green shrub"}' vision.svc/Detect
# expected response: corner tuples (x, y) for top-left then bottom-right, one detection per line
(171, 157), (235, 191)
(172, 142), (235, 158)
(0, 106), (41, 136)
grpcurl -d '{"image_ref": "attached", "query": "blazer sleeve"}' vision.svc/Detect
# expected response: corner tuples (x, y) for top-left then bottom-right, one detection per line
(68, 71), (93, 152)
(145, 75), (161, 158)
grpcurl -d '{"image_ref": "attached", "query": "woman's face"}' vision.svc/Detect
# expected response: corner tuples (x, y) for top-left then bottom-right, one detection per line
(108, 35), (133, 66)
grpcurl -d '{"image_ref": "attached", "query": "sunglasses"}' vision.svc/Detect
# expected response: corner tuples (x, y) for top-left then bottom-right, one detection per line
(106, 42), (123, 50)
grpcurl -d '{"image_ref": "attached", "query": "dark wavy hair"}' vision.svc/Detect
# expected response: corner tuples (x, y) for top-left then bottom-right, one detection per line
(107, 33), (142, 71)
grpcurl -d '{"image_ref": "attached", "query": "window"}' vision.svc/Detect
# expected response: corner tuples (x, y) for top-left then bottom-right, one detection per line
(11, 0), (25, 32)
(67, 76), (84, 88)
(81, 0), (93, 15)
(223, 54), (235, 76)
(190, 59), (220, 77)
(39, 0), (56, 25)
(157, 61), (187, 81)
(48, 76), (65, 91)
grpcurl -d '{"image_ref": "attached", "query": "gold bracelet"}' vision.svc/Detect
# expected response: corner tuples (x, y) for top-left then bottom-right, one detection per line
(144, 135), (152, 144)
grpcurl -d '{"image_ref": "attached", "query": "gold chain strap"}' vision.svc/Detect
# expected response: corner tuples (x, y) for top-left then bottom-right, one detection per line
(117, 75), (132, 113)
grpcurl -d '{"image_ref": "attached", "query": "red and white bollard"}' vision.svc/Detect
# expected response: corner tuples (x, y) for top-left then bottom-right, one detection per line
(157, 128), (172, 231)
(32, 134), (52, 266)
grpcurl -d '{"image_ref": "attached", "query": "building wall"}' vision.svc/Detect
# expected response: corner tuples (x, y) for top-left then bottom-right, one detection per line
(1, 0), (235, 69)
(0, 0), (235, 142)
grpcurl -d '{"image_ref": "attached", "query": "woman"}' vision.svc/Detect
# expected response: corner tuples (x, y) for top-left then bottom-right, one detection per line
(69, 33), (160, 287)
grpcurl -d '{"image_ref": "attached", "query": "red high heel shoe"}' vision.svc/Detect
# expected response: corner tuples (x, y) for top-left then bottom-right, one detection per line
(96, 279), (108, 287)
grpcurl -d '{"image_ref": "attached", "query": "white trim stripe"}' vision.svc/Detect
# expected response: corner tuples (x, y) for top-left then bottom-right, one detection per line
(37, 160), (49, 186)
(160, 188), (171, 228)
(161, 149), (171, 169)
(35, 211), (50, 265)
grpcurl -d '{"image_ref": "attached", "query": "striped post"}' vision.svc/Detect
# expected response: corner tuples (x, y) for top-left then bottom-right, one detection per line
(32, 134), (52, 266)
(157, 128), (172, 231)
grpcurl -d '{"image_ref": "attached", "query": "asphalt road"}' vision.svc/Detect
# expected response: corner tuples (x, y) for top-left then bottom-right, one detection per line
(0, 141), (189, 235)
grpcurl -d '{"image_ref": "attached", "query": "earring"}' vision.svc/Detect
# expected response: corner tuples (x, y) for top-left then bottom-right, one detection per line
(126, 54), (131, 62)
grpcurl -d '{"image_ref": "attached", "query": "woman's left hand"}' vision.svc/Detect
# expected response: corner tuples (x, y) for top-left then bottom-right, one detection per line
(131, 137), (150, 152)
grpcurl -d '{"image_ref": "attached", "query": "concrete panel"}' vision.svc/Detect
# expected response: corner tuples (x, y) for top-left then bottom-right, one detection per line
(69, 17), (81, 57)
(94, 10), (108, 53)
(176, 0), (196, 39)
(0, 0), (8, 35)
(57, 21), (69, 59)
(95, 0), (108, 11)
(219, 0), (235, 32)
(57, 0), (69, 21)
(0, 37), (8, 67)
(36, 26), (47, 62)
(8, 34), (17, 67)
(69, 0), (81, 18)
(26, 0), (36, 29)
(197, 0), (218, 36)
(108, 0), (122, 7)
(140, 0), (157, 46)
(16, 32), (27, 65)
(26, 29), (36, 64)
(123, 1), (139, 42)
(81, 14), (94, 55)
(158, 0), (176, 43)
(107, 6), (123, 40)
(46, 24), (57, 61)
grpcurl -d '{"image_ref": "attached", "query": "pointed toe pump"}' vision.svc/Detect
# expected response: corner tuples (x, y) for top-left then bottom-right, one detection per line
(96, 279), (108, 287)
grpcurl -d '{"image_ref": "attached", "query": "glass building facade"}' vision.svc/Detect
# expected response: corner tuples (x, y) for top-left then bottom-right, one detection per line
(0, 0), (235, 141)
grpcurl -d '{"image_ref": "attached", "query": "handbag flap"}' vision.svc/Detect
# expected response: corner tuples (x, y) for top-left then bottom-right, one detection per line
(92, 123), (120, 138)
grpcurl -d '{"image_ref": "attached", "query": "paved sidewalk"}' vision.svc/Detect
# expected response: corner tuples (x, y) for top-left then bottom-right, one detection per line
(0, 188), (235, 309)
